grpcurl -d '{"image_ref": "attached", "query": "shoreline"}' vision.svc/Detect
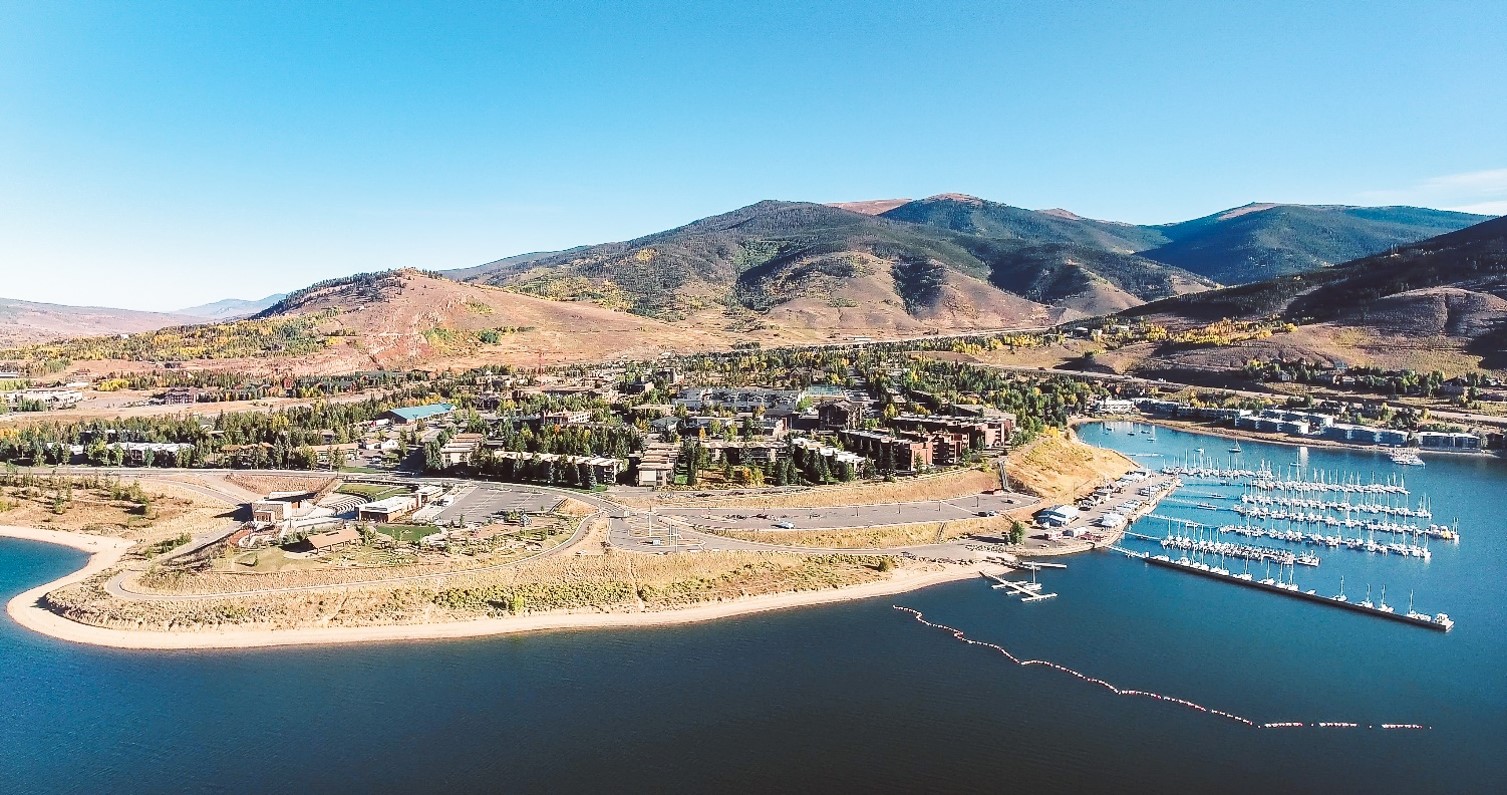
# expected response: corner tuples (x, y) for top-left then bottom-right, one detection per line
(2, 525), (990, 651)
(1083, 416), (1500, 460)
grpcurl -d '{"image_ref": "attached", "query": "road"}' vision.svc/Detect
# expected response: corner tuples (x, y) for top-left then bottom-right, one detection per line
(652, 492), (1032, 532)
(41, 466), (1063, 604)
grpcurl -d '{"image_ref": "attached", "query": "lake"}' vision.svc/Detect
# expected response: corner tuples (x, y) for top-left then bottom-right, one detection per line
(3, 424), (1504, 792)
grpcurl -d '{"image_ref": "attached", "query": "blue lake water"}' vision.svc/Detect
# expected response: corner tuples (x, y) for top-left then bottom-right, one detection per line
(3, 424), (1504, 793)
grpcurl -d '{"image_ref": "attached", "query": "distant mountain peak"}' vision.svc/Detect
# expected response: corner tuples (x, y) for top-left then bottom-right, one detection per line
(1038, 208), (1085, 220)
(825, 198), (911, 216)
(175, 292), (288, 321)
(1215, 203), (1281, 221)
(924, 193), (986, 204)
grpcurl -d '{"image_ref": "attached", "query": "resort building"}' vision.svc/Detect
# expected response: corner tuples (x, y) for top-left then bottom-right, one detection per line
(889, 412), (1013, 449)
(1416, 431), (1482, 451)
(633, 442), (679, 488)
(1321, 423), (1410, 447)
(789, 436), (865, 468)
(484, 450), (623, 483)
(837, 429), (931, 471)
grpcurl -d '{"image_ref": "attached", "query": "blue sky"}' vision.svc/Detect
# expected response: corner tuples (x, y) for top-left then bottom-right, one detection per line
(3, 1), (1504, 310)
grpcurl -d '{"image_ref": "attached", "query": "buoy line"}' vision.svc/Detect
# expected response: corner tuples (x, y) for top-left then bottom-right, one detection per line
(893, 606), (1428, 731)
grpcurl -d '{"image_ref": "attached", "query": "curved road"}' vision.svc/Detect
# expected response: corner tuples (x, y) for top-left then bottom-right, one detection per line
(40, 466), (1022, 603)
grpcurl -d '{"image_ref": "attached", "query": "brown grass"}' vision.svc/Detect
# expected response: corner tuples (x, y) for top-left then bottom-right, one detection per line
(1006, 430), (1133, 503)
(704, 516), (998, 549)
(46, 547), (896, 632)
(628, 467), (1001, 510)
(0, 477), (222, 544)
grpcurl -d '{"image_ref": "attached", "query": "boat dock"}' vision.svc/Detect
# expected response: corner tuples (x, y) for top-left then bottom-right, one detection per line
(1118, 549), (1453, 632)
(981, 571), (1057, 601)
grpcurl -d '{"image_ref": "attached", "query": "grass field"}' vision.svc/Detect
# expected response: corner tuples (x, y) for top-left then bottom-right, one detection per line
(336, 483), (408, 501)
(373, 523), (441, 543)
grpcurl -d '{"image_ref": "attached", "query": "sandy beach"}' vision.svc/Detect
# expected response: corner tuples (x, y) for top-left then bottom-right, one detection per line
(3, 525), (990, 651)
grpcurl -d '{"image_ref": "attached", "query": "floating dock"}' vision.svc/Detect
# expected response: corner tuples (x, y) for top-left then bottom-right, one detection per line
(1118, 550), (1453, 632)
(981, 571), (1057, 601)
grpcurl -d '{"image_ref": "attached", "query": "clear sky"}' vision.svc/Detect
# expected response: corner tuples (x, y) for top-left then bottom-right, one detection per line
(3, 0), (1505, 310)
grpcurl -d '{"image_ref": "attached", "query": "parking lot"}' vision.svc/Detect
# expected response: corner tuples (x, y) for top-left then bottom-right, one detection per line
(654, 492), (1034, 531)
(433, 485), (563, 524)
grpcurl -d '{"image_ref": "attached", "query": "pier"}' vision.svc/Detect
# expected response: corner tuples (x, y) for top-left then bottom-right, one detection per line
(981, 571), (1057, 601)
(1120, 549), (1453, 632)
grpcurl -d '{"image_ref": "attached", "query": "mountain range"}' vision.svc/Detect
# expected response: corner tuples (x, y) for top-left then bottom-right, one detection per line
(447, 195), (1488, 324)
(1118, 213), (1507, 375)
(1, 194), (1495, 361)
(0, 298), (202, 347)
(175, 293), (288, 321)
(446, 199), (1217, 330)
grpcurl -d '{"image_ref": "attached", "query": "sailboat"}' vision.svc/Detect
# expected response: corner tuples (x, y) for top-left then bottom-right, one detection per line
(1333, 575), (1348, 603)
(1229, 440), (1243, 455)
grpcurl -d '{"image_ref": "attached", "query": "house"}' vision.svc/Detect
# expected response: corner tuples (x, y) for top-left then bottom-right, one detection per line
(1322, 423), (1408, 447)
(162, 388), (202, 405)
(107, 442), (195, 465)
(1234, 414), (1311, 436)
(4, 389), (83, 410)
(385, 403), (455, 425)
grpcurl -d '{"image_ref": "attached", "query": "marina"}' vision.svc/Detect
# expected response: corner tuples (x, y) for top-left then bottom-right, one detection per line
(1088, 422), (1467, 636)
(1117, 547), (1453, 632)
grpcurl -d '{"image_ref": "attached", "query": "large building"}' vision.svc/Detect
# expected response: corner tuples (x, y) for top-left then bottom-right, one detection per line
(484, 450), (623, 483)
(838, 429), (931, 471)
(4, 389), (83, 410)
(438, 433), (484, 467)
(385, 403), (455, 425)
(1036, 505), (1081, 527)
(889, 412), (1014, 449)
(1321, 423), (1410, 447)
(358, 495), (421, 524)
(1416, 431), (1481, 451)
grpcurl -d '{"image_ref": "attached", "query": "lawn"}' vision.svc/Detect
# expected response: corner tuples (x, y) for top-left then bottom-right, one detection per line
(373, 523), (442, 543)
(336, 483), (408, 501)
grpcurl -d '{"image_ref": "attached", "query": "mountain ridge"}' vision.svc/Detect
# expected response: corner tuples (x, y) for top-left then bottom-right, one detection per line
(452, 199), (1217, 328)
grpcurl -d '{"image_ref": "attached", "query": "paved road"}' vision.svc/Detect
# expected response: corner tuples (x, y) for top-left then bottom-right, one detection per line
(653, 492), (1033, 532)
(433, 486), (562, 523)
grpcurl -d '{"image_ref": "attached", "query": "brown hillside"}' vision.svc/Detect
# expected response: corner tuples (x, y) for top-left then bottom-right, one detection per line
(266, 270), (729, 370)
(0, 298), (200, 346)
(825, 198), (911, 215)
